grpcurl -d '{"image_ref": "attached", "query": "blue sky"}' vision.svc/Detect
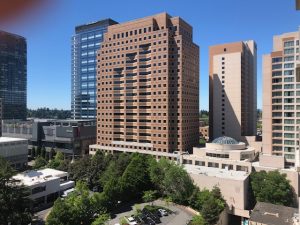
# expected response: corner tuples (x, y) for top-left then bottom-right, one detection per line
(0, 0), (299, 110)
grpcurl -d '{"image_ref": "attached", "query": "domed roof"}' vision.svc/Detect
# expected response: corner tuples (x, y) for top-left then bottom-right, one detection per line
(212, 136), (239, 145)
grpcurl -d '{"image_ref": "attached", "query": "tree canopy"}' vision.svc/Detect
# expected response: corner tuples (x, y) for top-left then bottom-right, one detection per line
(46, 152), (226, 225)
(189, 187), (225, 225)
(27, 108), (71, 119)
(0, 157), (32, 225)
(33, 155), (47, 169)
(46, 181), (109, 225)
(149, 157), (194, 204)
(250, 170), (295, 207)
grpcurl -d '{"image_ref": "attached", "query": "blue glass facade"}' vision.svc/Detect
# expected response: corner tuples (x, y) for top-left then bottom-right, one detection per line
(71, 19), (117, 119)
(0, 31), (27, 120)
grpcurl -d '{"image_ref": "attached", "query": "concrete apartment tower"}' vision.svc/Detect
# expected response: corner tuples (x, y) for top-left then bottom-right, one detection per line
(209, 41), (257, 142)
(262, 29), (300, 169)
(71, 19), (118, 119)
(92, 13), (199, 154)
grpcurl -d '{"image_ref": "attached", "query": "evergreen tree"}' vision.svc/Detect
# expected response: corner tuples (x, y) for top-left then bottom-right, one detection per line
(0, 157), (33, 225)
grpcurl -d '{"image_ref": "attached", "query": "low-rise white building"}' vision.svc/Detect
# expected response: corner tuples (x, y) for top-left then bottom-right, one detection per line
(13, 168), (74, 208)
(0, 137), (28, 169)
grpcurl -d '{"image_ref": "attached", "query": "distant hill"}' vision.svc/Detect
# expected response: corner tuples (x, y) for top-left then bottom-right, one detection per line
(27, 108), (71, 119)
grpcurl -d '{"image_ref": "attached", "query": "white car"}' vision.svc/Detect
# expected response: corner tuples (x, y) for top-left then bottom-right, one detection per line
(158, 208), (168, 216)
(61, 188), (75, 198)
(126, 216), (137, 225)
(181, 151), (190, 155)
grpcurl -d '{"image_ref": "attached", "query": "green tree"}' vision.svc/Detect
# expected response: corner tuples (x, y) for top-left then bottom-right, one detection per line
(41, 146), (46, 159)
(149, 157), (195, 204)
(46, 181), (108, 225)
(0, 157), (33, 225)
(250, 170), (294, 206)
(142, 190), (157, 205)
(36, 146), (42, 157)
(190, 215), (206, 225)
(33, 156), (47, 169)
(50, 148), (56, 159)
(189, 188), (211, 211)
(45, 198), (76, 225)
(31, 147), (36, 157)
(68, 156), (91, 183)
(91, 213), (110, 225)
(188, 187), (225, 225)
(27, 108), (71, 119)
(163, 162), (195, 204)
(100, 153), (131, 188)
(102, 177), (122, 209)
(89, 151), (110, 189)
(48, 151), (65, 169)
(120, 154), (152, 200)
(149, 157), (172, 193)
(201, 195), (225, 225)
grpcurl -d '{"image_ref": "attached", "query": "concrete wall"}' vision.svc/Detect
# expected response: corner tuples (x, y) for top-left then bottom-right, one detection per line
(189, 172), (250, 218)
(262, 54), (273, 156)
(0, 139), (28, 168)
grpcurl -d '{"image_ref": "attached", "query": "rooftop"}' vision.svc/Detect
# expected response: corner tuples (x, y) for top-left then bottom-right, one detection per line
(75, 18), (118, 33)
(0, 137), (27, 143)
(184, 164), (249, 181)
(212, 136), (239, 145)
(0, 30), (26, 40)
(250, 202), (298, 225)
(13, 168), (67, 186)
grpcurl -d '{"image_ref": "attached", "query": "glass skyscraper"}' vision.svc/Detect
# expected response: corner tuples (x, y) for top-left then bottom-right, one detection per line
(0, 31), (27, 120)
(71, 19), (118, 119)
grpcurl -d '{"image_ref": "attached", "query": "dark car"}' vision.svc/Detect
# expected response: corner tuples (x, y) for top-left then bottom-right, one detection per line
(145, 217), (156, 225)
(142, 208), (160, 224)
(133, 215), (144, 224)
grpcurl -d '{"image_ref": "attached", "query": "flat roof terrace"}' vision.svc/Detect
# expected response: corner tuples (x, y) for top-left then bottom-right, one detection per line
(13, 168), (68, 186)
(184, 164), (249, 181)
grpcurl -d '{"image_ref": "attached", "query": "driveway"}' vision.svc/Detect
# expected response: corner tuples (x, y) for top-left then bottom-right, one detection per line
(33, 207), (52, 224)
(108, 199), (194, 225)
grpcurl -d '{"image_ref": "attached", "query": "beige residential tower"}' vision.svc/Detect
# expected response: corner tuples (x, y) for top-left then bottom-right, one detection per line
(262, 29), (300, 168)
(209, 41), (257, 142)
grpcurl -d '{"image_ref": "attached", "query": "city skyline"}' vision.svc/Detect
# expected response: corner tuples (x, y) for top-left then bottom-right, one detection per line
(0, 0), (299, 110)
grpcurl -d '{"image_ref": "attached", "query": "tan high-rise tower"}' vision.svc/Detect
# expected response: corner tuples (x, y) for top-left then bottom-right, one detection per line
(90, 13), (199, 155)
(262, 29), (300, 168)
(209, 41), (257, 142)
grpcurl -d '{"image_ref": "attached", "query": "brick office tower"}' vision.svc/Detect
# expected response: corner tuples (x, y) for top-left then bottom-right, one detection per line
(209, 41), (257, 142)
(92, 13), (199, 155)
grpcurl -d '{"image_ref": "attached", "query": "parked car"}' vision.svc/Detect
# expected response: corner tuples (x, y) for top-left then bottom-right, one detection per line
(126, 216), (137, 225)
(61, 188), (75, 198)
(145, 217), (155, 225)
(158, 208), (168, 216)
(133, 215), (143, 224)
(142, 208), (160, 223)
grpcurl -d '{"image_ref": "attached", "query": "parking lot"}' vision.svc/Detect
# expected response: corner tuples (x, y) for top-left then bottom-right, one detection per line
(109, 200), (195, 225)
